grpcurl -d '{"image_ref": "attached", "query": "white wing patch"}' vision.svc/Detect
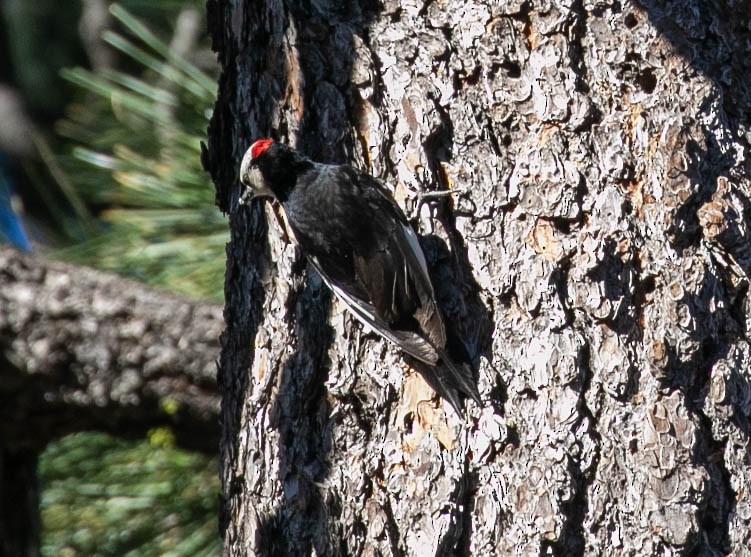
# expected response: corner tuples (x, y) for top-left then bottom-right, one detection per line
(400, 223), (431, 286)
(308, 256), (440, 365)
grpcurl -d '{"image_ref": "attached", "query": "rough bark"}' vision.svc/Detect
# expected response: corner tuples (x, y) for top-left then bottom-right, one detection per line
(0, 247), (223, 556)
(0, 246), (222, 453)
(205, 0), (751, 555)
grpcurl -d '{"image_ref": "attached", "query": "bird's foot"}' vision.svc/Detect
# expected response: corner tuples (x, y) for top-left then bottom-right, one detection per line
(412, 188), (468, 226)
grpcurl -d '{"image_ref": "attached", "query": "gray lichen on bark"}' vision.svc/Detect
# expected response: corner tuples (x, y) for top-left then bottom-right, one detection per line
(205, 0), (751, 555)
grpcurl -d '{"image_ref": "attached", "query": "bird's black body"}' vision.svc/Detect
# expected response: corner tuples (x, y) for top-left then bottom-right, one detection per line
(240, 140), (481, 414)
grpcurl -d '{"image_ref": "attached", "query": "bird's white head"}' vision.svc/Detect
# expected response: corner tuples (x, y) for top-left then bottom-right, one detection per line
(239, 138), (274, 204)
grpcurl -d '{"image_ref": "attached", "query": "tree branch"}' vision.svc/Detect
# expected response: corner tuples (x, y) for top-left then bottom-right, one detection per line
(0, 246), (221, 453)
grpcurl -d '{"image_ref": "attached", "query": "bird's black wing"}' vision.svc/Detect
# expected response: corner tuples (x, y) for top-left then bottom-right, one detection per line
(344, 170), (482, 410)
(284, 163), (480, 410)
(354, 172), (447, 350)
(285, 163), (446, 363)
(306, 255), (441, 364)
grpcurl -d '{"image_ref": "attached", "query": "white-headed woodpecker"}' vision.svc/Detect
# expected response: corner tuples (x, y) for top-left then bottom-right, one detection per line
(239, 139), (481, 415)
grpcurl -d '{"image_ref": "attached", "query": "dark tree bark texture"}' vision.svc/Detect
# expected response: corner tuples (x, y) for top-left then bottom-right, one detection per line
(205, 0), (751, 555)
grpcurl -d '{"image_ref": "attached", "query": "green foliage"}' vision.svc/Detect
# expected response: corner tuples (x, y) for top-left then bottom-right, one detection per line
(40, 432), (220, 557)
(54, 3), (224, 301)
(35, 5), (223, 557)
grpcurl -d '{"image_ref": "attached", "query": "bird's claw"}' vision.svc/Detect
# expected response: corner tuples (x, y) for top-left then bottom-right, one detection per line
(412, 188), (468, 228)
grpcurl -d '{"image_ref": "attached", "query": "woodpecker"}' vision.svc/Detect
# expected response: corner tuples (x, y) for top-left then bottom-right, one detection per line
(239, 139), (481, 415)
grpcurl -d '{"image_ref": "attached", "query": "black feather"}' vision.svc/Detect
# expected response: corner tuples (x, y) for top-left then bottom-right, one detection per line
(247, 142), (482, 413)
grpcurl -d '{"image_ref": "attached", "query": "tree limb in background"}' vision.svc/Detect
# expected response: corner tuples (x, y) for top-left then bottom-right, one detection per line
(0, 246), (221, 453)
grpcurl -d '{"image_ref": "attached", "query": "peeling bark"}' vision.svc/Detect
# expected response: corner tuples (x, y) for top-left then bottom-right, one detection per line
(206, 0), (751, 555)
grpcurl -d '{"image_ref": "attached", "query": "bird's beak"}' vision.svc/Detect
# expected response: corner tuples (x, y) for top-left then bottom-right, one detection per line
(238, 186), (254, 205)
(239, 165), (270, 205)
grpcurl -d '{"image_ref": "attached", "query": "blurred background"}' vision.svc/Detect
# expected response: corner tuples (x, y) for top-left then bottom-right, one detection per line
(1, 0), (223, 554)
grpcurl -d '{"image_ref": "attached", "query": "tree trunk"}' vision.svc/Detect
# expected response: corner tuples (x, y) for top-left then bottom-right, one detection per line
(205, 0), (751, 555)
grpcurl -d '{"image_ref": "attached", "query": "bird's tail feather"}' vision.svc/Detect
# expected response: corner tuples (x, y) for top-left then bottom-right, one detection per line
(439, 351), (482, 406)
(408, 352), (481, 417)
